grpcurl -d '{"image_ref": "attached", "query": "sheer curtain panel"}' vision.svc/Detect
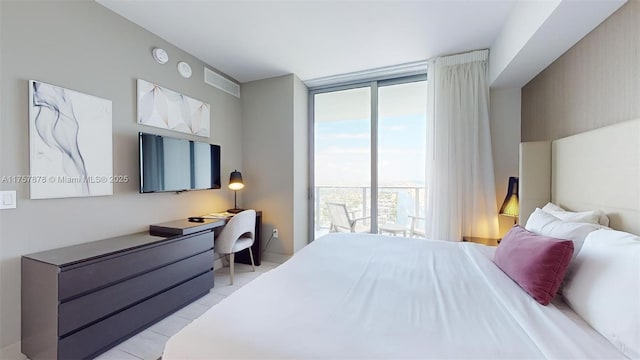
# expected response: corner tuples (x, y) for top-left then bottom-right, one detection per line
(425, 50), (499, 241)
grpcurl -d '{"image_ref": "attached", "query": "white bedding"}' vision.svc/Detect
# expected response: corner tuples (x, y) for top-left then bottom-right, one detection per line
(163, 233), (626, 359)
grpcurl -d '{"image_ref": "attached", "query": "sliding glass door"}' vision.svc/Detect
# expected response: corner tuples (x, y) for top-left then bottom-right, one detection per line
(314, 87), (372, 238)
(377, 81), (427, 236)
(311, 76), (426, 240)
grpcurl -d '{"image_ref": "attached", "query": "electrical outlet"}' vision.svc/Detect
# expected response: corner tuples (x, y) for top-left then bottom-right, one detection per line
(272, 228), (279, 238)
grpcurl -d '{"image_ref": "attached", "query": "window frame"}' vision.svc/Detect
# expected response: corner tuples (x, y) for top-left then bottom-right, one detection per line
(308, 74), (427, 242)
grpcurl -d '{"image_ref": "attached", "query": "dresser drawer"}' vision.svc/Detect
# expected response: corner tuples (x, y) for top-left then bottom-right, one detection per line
(58, 250), (213, 336)
(58, 231), (213, 301)
(58, 271), (213, 360)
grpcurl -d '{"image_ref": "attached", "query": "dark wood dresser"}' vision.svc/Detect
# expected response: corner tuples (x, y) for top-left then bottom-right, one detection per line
(21, 228), (215, 360)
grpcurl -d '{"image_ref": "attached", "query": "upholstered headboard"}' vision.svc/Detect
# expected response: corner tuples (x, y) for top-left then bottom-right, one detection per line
(519, 118), (640, 235)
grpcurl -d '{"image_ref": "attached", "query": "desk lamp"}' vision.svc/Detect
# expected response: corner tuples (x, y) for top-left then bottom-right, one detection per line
(227, 170), (244, 214)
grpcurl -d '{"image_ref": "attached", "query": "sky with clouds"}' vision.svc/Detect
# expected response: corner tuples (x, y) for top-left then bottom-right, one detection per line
(314, 81), (426, 187)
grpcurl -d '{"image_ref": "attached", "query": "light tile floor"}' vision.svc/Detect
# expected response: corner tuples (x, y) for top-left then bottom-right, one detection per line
(94, 261), (280, 360)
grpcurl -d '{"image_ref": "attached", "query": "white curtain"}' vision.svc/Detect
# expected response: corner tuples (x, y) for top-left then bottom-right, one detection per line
(424, 50), (499, 241)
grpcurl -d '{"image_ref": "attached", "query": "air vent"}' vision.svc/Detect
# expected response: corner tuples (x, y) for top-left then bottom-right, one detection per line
(204, 68), (240, 98)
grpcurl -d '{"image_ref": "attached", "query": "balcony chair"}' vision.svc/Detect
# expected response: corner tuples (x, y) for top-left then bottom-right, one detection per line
(326, 202), (370, 233)
(215, 209), (256, 285)
(408, 215), (426, 238)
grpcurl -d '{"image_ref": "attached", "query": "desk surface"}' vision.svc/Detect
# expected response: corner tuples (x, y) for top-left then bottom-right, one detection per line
(149, 211), (262, 237)
(27, 212), (260, 267)
(149, 218), (226, 237)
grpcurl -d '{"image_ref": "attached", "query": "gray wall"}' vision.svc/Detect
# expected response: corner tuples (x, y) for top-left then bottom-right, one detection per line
(292, 76), (309, 252)
(0, 1), (242, 348)
(489, 88), (521, 235)
(521, 0), (640, 141)
(241, 74), (309, 257)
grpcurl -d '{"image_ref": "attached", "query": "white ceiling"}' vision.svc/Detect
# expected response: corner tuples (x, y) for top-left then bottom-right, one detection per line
(97, 0), (516, 83)
(98, 0), (625, 86)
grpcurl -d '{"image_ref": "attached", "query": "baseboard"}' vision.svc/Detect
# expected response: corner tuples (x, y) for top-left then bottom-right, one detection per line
(0, 342), (27, 360)
(262, 251), (291, 264)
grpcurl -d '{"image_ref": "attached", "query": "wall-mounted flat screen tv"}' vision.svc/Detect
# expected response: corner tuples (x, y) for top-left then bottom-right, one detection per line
(139, 132), (221, 193)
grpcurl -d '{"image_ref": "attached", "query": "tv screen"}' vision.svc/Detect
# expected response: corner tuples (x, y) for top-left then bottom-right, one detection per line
(139, 132), (221, 193)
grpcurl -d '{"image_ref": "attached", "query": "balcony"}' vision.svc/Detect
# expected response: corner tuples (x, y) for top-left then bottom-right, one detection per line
(314, 185), (425, 239)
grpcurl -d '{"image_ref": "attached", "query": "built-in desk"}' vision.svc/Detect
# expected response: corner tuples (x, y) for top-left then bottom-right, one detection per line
(149, 218), (225, 236)
(150, 211), (262, 266)
(21, 211), (262, 359)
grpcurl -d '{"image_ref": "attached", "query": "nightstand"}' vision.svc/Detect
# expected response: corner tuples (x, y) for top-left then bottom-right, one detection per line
(462, 236), (500, 246)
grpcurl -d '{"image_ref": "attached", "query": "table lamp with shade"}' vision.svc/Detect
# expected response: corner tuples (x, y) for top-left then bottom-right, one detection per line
(227, 170), (244, 214)
(499, 176), (519, 224)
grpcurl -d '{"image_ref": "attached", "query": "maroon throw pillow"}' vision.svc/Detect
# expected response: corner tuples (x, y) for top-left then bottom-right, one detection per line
(494, 225), (574, 305)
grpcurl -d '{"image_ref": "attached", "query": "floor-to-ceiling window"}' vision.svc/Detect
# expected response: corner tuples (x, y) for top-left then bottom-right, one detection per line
(377, 80), (427, 236)
(311, 76), (426, 240)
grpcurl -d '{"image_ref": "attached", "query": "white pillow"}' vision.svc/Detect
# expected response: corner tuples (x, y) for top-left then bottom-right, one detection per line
(563, 229), (640, 359)
(541, 202), (609, 226)
(541, 202), (565, 213)
(525, 208), (602, 259)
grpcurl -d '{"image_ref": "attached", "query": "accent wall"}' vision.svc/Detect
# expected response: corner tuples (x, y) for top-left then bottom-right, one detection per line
(521, 0), (639, 141)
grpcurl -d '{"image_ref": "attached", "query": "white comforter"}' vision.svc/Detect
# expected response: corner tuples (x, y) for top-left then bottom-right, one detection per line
(163, 233), (625, 359)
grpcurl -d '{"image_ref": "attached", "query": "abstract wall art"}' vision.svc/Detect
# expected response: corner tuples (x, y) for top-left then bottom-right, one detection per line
(29, 80), (113, 199)
(137, 79), (210, 137)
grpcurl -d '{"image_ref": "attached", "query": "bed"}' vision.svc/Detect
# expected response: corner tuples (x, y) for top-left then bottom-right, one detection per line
(164, 119), (640, 359)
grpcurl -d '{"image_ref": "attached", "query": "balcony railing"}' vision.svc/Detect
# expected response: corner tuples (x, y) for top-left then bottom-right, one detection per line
(314, 185), (425, 235)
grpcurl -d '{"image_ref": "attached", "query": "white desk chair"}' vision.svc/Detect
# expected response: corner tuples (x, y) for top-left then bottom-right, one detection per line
(215, 209), (256, 285)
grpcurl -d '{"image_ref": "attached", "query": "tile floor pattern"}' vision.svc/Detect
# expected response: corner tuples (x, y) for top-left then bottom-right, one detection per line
(94, 261), (280, 360)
